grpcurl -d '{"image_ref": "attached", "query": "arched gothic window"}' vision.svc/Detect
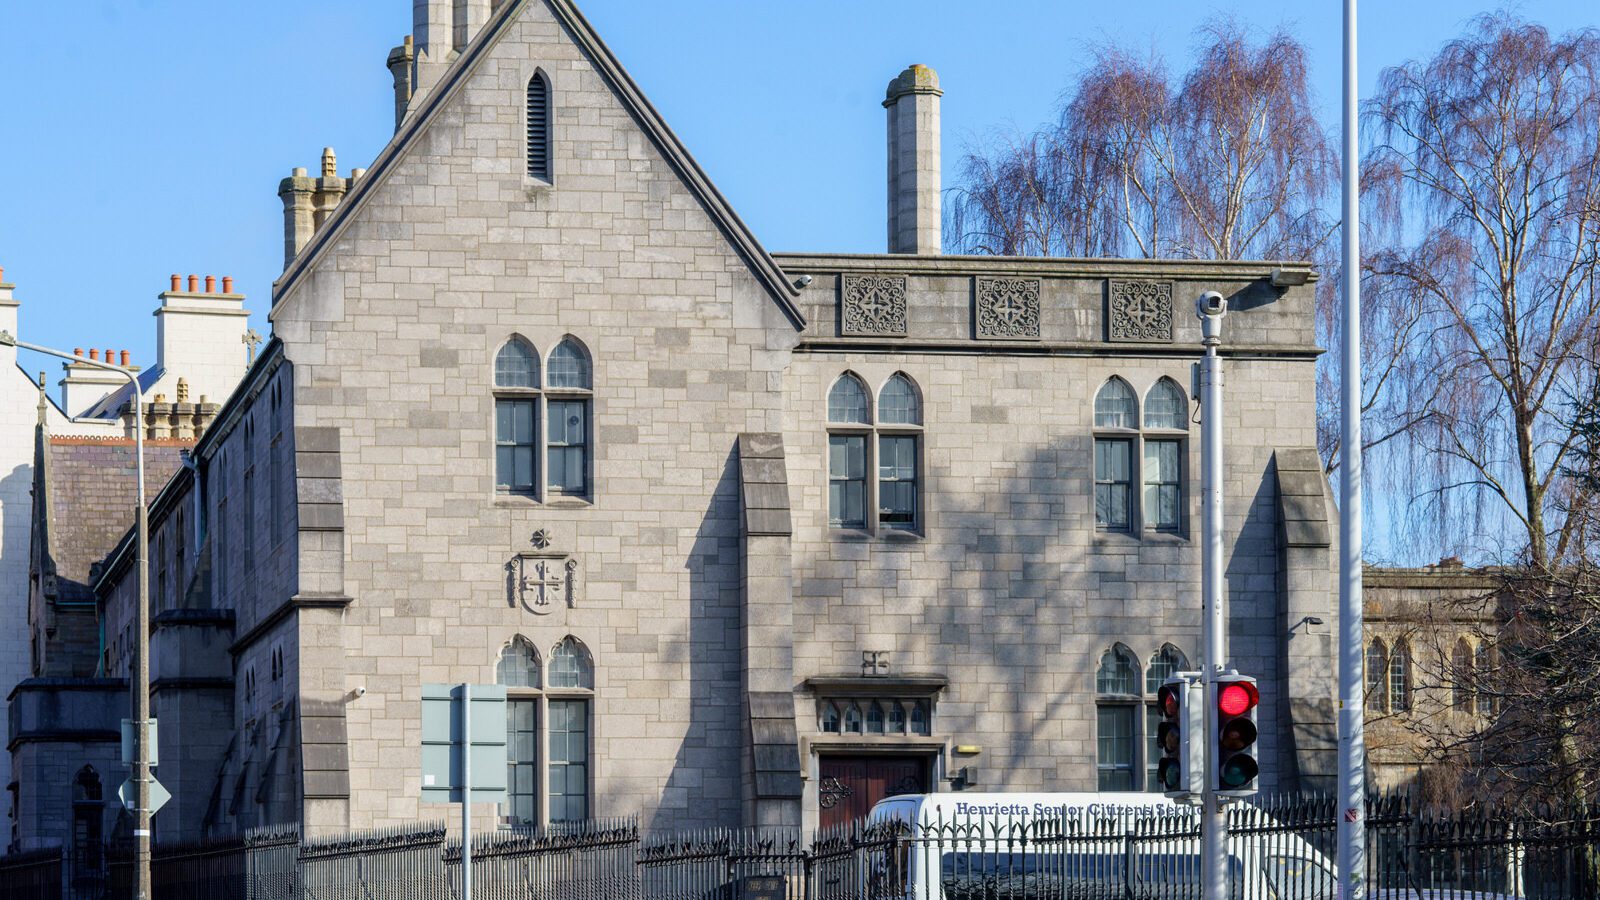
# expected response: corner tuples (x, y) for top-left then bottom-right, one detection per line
(497, 637), (541, 689)
(1389, 640), (1412, 712)
(494, 339), (540, 495)
(1452, 638), (1473, 712)
(1366, 639), (1389, 712)
(526, 72), (551, 180)
(1093, 376), (1189, 533)
(1141, 379), (1188, 531)
(492, 337), (594, 500)
(826, 372), (924, 532)
(547, 636), (592, 822)
(545, 340), (592, 497)
(1095, 645), (1140, 791)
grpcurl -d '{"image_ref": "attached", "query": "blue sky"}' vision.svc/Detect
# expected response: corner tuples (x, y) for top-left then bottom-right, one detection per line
(2, 1), (1594, 559)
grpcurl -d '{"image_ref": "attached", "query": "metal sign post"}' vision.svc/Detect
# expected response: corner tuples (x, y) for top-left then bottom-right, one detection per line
(421, 684), (508, 900)
(1197, 291), (1229, 900)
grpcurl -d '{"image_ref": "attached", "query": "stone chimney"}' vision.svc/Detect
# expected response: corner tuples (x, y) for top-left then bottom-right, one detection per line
(407, 0), (493, 115)
(386, 35), (415, 132)
(153, 273), (250, 407)
(884, 65), (943, 255)
(277, 149), (353, 269)
(59, 349), (136, 417)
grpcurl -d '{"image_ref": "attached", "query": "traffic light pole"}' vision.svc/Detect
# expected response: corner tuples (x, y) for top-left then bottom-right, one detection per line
(1197, 293), (1228, 900)
(1336, 0), (1368, 896)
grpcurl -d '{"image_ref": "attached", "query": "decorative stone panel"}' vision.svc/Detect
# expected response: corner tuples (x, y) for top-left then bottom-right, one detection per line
(507, 529), (578, 615)
(1107, 280), (1175, 343)
(840, 274), (908, 337)
(974, 277), (1041, 340)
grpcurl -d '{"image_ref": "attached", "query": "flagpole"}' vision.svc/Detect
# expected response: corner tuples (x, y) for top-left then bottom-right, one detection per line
(1337, 0), (1367, 896)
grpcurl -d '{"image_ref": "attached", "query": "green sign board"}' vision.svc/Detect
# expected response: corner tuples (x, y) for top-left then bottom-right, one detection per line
(421, 684), (508, 804)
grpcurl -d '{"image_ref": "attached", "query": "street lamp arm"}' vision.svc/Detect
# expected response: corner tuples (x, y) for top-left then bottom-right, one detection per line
(1, 327), (155, 899)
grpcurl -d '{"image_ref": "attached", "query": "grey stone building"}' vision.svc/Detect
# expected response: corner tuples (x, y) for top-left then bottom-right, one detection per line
(9, 0), (1351, 859)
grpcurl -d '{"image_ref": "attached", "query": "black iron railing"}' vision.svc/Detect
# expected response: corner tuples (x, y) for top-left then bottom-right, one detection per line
(4, 792), (1597, 899)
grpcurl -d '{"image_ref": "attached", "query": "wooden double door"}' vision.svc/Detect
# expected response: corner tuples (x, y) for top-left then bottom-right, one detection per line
(817, 754), (930, 828)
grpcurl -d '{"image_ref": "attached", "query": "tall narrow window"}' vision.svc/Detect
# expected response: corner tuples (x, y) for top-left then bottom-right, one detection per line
(1452, 638), (1474, 713)
(526, 73), (551, 181)
(1093, 379), (1137, 531)
(877, 373), (922, 531)
(1389, 639), (1412, 712)
(1475, 642), (1494, 716)
(1095, 645), (1139, 791)
(547, 637), (592, 823)
(497, 637), (541, 828)
(827, 374), (870, 529)
(546, 340), (592, 498)
(1366, 640), (1389, 712)
(1142, 379), (1187, 532)
(494, 340), (539, 494)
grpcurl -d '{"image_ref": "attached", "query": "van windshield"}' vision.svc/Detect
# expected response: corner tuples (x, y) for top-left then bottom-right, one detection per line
(1264, 854), (1338, 899)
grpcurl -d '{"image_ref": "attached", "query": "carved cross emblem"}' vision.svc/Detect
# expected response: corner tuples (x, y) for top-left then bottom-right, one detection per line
(521, 559), (566, 610)
(509, 531), (579, 616)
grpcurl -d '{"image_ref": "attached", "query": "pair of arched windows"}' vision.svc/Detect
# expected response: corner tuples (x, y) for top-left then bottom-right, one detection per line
(496, 635), (594, 826)
(1095, 643), (1190, 791)
(826, 373), (923, 532)
(526, 73), (551, 181)
(494, 338), (592, 499)
(1093, 378), (1188, 533)
(1366, 638), (1412, 713)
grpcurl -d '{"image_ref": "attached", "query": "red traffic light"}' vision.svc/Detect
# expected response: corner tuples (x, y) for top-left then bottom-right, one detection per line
(1218, 682), (1259, 717)
(1159, 684), (1181, 718)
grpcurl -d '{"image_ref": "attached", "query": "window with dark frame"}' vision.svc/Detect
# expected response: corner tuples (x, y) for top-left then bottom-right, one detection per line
(545, 340), (592, 498)
(827, 372), (923, 533)
(494, 340), (540, 494)
(1095, 645), (1140, 791)
(1094, 377), (1190, 534)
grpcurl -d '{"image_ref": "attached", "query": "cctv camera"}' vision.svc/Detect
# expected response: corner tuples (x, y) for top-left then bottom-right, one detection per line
(1196, 291), (1227, 317)
(793, 274), (813, 289)
(353, 685), (367, 698)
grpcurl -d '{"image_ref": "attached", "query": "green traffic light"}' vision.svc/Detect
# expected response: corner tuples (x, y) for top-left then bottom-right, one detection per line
(1220, 755), (1259, 788)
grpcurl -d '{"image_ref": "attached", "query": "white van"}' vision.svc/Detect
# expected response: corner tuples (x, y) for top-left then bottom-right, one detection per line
(864, 792), (1339, 899)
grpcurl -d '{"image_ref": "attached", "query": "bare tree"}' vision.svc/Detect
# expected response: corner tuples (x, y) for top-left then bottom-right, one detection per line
(946, 23), (1426, 484)
(949, 23), (1336, 262)
(1364, 14), (1600, 568)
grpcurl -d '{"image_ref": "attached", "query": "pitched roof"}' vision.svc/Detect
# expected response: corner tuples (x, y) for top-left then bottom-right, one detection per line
(269, 0), (804, 329)
(40, 436), (192, 606)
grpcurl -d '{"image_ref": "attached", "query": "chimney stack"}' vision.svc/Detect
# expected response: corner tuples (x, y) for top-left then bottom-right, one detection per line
(411, 0), (453, 104)
(884, 65), (943, 255)
(387, 35), (416, 132)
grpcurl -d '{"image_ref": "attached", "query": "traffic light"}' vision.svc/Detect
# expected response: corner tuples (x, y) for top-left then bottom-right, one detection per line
(1157, 675), (1202, 800)
(1214, 673), (1260, 797)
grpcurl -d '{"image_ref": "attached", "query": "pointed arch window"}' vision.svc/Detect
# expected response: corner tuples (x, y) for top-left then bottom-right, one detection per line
(494, 635), (593, 828)
(546, 340), (592, 498)
(1389, 639), (1412, 712)
(495, 339), (540, 495)
(826, 372), (924, 533)
(547, 636), (592, 822)
(526, 72), (551, 181)
(1366, 639), (1389, 712)
(492, 336), (595, 501)
(1452, 638), (1473, 713)
(1095, 645), (1140, 790)
(1094, 376), (1189, 533)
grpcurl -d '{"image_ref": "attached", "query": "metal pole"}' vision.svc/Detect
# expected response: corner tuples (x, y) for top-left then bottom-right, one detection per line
(1337, 0), (1368, 896)
(1197, 293), (1228, 900)
(0, 331), (149, 898)
(462, 683), (473, 900)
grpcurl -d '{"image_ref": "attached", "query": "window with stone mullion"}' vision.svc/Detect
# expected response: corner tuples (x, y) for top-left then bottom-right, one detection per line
(828, 432), (868, 529)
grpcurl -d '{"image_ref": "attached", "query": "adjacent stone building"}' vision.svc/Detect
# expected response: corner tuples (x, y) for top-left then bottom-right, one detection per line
(10, 0), (1366, 863)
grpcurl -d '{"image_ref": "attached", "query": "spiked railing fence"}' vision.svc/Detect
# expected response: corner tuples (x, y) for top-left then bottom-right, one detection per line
(5, 791), (1597, 899)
